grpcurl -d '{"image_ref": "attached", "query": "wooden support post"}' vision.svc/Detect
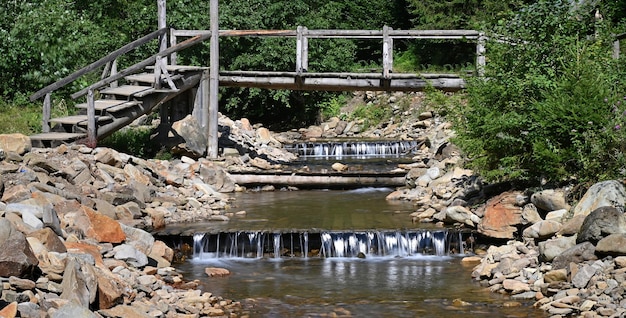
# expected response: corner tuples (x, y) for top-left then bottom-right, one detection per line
(476, 33), (486, 77)
(296, 26), (303, 75)
(207, 0), (219, 158)
(198, 70), (210, 129)
(110, 59), (118, 88)
(382, 26), (393, 79)
(170, 28), (178, 65)
(42, 93), (51, 133)
(158, 0), (167, 54)
(87, 89), (97, 147)
(614, 40), (620, 59)
(302, 27), (308, 72)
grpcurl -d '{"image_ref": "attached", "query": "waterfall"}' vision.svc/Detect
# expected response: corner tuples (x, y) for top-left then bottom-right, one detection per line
(284, 140), (421, 158)
(191, 229), (465, 260)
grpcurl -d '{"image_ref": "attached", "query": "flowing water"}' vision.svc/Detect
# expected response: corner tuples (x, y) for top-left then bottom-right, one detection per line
(171, 189), (548, 317)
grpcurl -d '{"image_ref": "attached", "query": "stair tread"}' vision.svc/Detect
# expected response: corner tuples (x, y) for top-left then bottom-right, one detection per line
(133, 88), (179, 97)
(50, 115), (112, 125)
(100, 85), (152, 96)
(75, 100), (142, 112)
(146, 65), (209, 72)
(30, 132), (87, 141)
(125, 73), (184, 84)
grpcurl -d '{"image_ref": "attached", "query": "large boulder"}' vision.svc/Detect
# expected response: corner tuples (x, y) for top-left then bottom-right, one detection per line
(171, 115), (208, 158)
(531, 189), (571, 212)
(552, 242), (597, 269)
(0, 219), (39, 277)
(572, 180), (626, 218)
(477, 192), (523, 239)
(595, 233), (626, 256)
(0, 133), (31, 155)
(538, 236), (577, 262)
(577, 206), (626, 244)
(74, 206), (126, 243)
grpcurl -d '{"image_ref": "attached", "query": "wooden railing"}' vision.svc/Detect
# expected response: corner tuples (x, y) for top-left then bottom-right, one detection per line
(170, 27), (486, 78)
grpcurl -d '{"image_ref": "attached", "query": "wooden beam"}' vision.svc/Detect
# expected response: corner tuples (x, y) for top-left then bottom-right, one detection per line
(476, 33), (486, 77)
(30, 28), (168, 101)
(42, 93), (51, 133)
(230, 174), (406, 188)
(87, 89), (96, 147)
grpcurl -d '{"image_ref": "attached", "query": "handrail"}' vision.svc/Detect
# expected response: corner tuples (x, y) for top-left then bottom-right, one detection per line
(71, 33), (211, 99)
(30, 27), (169, 101)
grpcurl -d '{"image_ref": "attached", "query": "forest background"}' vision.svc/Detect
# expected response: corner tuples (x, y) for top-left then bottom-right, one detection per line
(1, 0), (626, 187)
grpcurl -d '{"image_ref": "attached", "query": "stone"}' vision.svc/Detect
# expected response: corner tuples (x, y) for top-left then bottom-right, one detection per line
(596, 233), (626, 256)
(572, 264), (597, 288)
(557, 214), (586, 236)
(91, 198), (118, 220)
(478, 192), (523, 239)
(205, 267), (231, 277)
(60, 256), (98, 307)
(531, 189), (571, 212)
(171, 115), (207, 158)
(436, 205), (480, 227)
(544, 269), (568, 283)
(8, 276), (35, 290)
(123, 164), (151, 186)
(65, 242), (104, 268)
(113, 244), (149, 268)
(552, 242), (597, 269)
(331, 162), (347, 172)
(522, 220), (562, 240)
(51, 301), (98, 318)
(74, 205), (126, 243)
(94, 148), (123, 167)
(545, 209), (568, 222)
(615, 256), (626, 268)
(120, 223), (155, 255)
(0, 134), (31, 155)
(577, 206), (626, 244)
(0, 302), (17, 318)
(572, 180), (626, 217)
(521, 203), (542, 225)
(1, 184), (31, 204)
(28, 227), (67, 253)
(149, 240), (174, 263)
(0, 219), (38, 277)
(539, 236), (577, 262)
(502, 279), (530, 293)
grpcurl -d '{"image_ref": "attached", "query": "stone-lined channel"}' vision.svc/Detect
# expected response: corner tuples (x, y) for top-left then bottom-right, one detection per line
(158, 189), (548, 317)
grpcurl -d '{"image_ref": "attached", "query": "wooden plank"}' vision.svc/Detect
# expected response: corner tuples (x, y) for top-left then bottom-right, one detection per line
(100, 85), (153, 97)
(105, 101), (142, 113)
(30, 28), (168, 101)
(50, 115), (111, 125)
(220, 71), (462, 79)
(75, 100), (126, 110)
(30, 132), (86, 141)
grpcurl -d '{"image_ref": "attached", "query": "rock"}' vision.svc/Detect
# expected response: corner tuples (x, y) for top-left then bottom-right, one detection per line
(113, 244), (148, 268)
(0, 302), (17, 318)
(0, 133), (31, 155)
(149, 241), (174, 263)
(171, 115), (207, 158)
(539, 236), (577, 262)
(544, 269), (568, 283)
(96, 268), (125, 310)
(552, 242), (597, 269)
(577, 206), (626, 244)
(595, 233), (626, 256)
(28, 227), (67, 253)
(521, 203), (542, 225)
(1, 184), (31, 204)
(478, 192), (523, 239)
(52, 301), (99, 318)
(60, 256), (98, 307)
(74, 206), (126, 243)
(572, 180), (626, 217)
(531, 189), (571, 212)
(435, 206), (480, 227)
(205, 267), (230, 277)
(120, 223), (155, 255)
(572, 264), (597, 288)
(8, 276), (35, 290)
(94, 148), (123, 167)
(557, 214), (586, 236)
(331, 162), (348, 172)
(545, 209), (568, 222)
(0, 219), (38, 277)
(502, 279), (530, 293)
(522, 220), (562, 240)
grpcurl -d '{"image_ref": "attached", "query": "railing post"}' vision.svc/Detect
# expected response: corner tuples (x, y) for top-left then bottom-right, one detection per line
(302, 27), (308, 72)
(296, 26), (303, 75)
(614, 39), (620, 59)
(382, 26), (393, 79)
(170, 28), (178, 65)
(110, 59), (118, 88)
(87, 89), (96, 147)
(207, 0), (219, 158)
(158, 0), (167, 55)
(476, 32), (486, 77)
(42, 93), (51, 133)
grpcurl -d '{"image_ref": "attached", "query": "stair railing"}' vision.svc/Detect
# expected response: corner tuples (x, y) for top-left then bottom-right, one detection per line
(29, 28), (169, 142)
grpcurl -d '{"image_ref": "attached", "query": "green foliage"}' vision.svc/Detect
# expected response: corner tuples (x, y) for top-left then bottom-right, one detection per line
(454, 0), (626, 184)
(319, 94), (349, 121)
(99, 127), (155, 158)
(349, 101), (392, 130)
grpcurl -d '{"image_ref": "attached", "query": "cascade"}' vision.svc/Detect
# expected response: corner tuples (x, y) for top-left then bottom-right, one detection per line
(284, 140), (421, 158)
(191, 229), (469, 260)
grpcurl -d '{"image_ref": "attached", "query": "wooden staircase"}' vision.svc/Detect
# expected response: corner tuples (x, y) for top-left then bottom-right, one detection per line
(30, 65), (207, 148)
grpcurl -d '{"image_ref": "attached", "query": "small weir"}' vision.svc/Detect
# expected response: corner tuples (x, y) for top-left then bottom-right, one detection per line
(190, 229), (468, 259)
(284, 140), (422, 158)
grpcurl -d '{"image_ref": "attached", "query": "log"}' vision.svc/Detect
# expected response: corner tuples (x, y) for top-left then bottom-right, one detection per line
(230, 174), (405, 188)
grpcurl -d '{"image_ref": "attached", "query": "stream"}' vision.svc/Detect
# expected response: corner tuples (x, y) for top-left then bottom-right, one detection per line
(171, 189), (548, 317)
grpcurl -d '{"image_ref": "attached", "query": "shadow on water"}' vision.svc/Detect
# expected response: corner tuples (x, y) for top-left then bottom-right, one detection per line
(168, 188), (548, 317)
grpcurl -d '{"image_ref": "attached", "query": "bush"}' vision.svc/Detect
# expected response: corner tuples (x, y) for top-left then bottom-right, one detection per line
(453, 1), (626, 184)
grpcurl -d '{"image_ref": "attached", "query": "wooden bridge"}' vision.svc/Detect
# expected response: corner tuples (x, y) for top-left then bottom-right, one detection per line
(28, 0), (485, 157)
